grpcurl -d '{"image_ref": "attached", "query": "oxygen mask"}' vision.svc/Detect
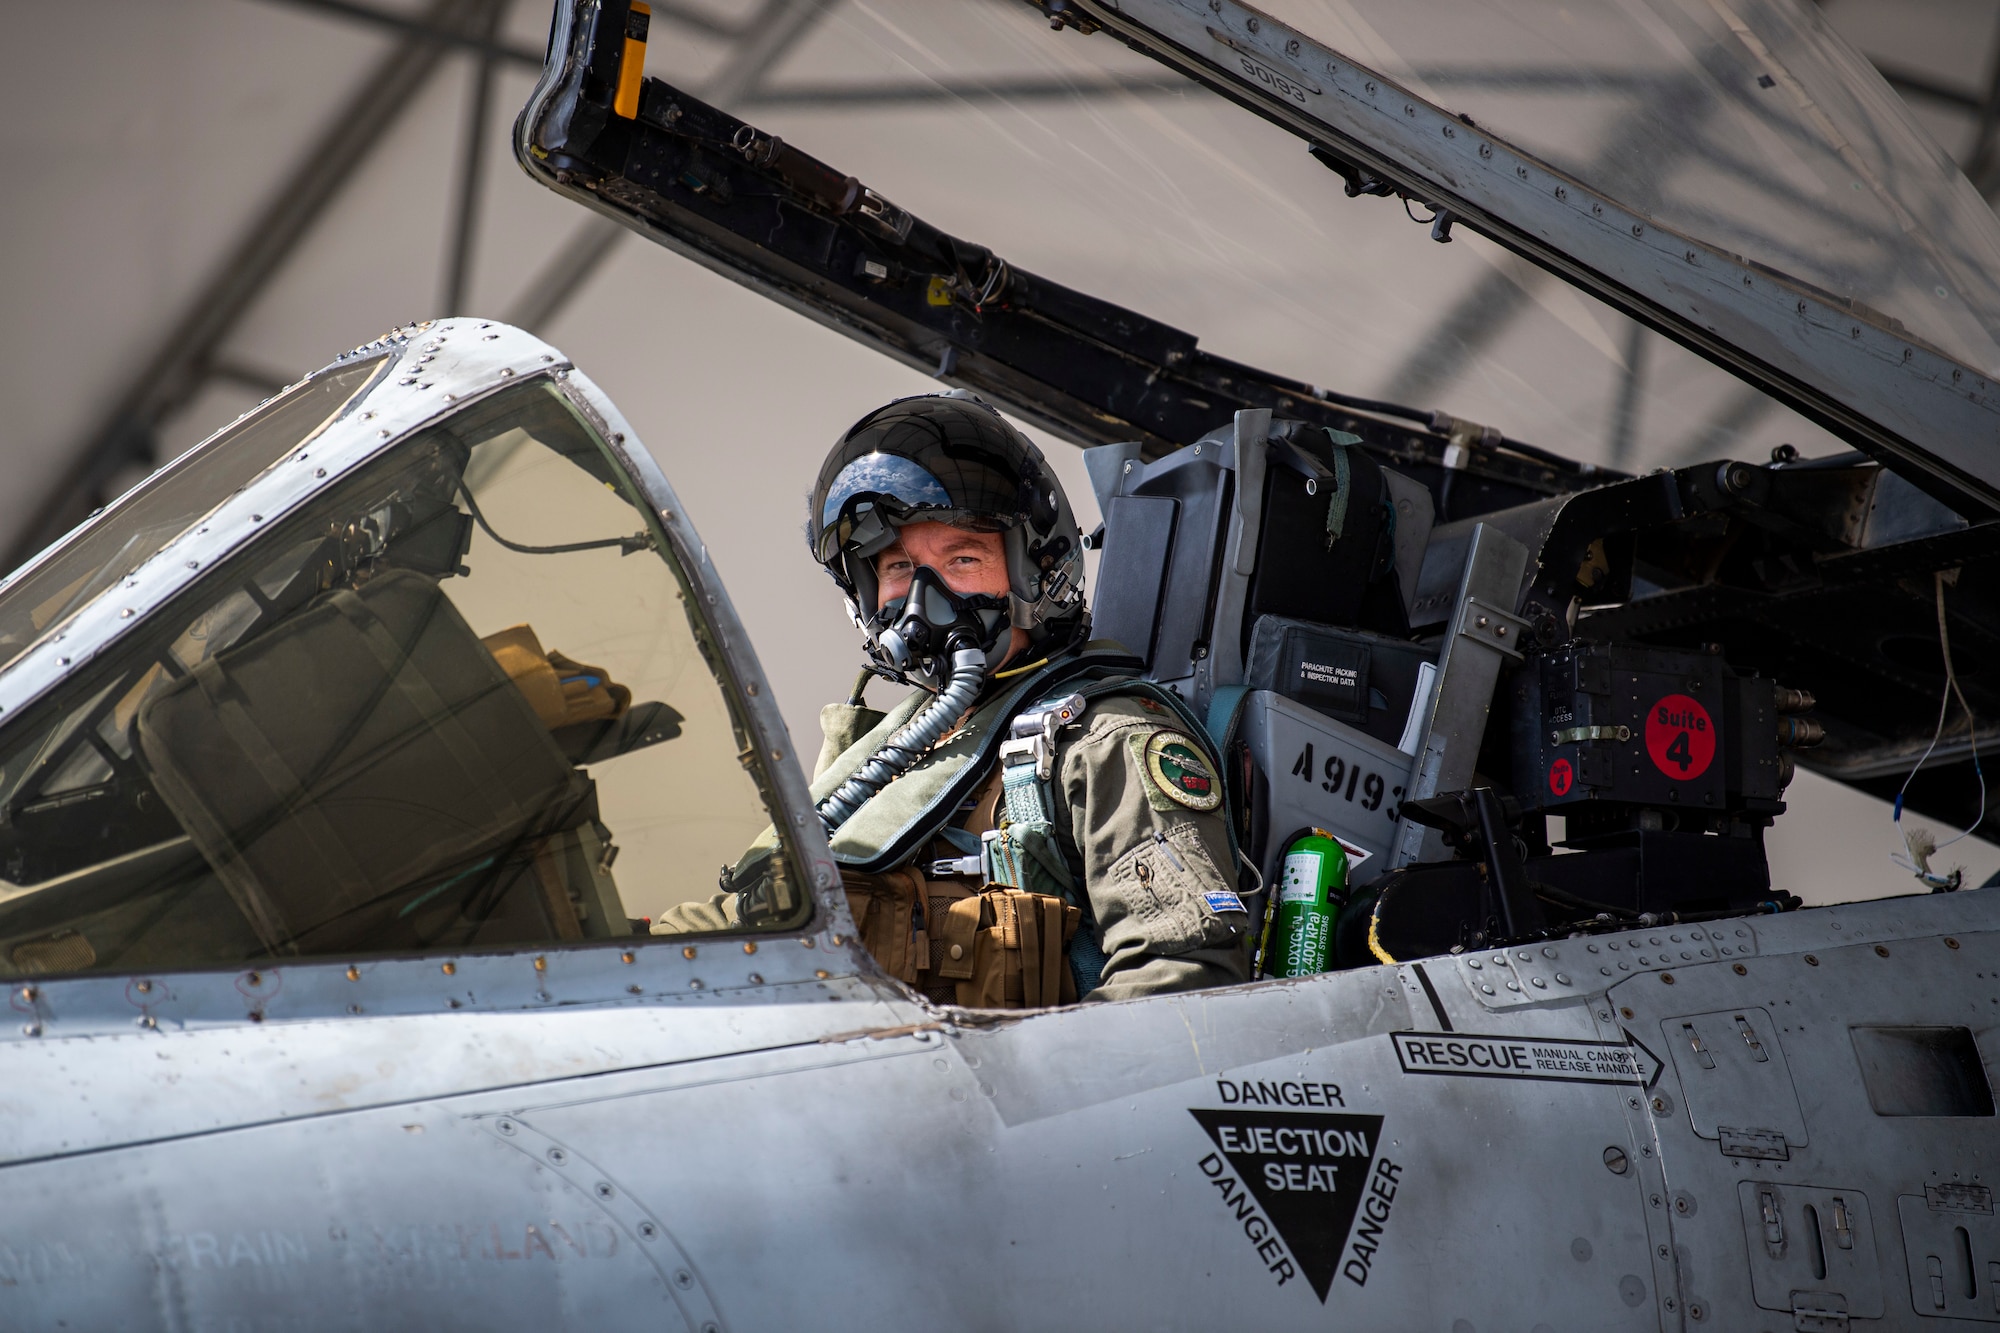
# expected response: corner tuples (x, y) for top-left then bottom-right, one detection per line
(820, 566), (1006, 833)
(871, 565), (1011, 690)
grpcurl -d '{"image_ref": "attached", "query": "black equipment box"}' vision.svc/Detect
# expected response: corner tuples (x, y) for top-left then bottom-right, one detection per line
(1244, 615), (1435, 748)
(1510, 640), (1783, 824)
(1090, 421), (1411, 687)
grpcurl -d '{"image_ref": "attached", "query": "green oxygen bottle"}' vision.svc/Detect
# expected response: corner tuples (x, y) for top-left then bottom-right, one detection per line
(1268, 828), (1348, 978)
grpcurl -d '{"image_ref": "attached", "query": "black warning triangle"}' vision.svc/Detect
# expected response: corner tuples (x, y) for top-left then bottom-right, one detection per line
(1189, 1108), (1385, 1302)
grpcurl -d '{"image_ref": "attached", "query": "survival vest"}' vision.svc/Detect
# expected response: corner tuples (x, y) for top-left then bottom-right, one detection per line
(728, 645), (1236, 1006)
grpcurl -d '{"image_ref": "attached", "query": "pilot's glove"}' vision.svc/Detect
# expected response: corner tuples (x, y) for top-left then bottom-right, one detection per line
(1053, 694), (1252, 1000)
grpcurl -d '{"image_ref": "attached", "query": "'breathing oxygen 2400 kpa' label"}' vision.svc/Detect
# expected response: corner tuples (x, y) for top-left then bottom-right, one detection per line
(1269, 833), (1346, 978)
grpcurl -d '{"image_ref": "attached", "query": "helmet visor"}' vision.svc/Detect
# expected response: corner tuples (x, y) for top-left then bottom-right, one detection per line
(818, 451), (997, 563)
(819, 452), (954, 530)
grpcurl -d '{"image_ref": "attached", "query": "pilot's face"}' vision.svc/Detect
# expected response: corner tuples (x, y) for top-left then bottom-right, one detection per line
(873, 521), (1028, 665)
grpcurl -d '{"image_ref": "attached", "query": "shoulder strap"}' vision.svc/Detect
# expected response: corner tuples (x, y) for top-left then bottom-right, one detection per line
(838, 646), (1138, 875)
(1204, 684), (1253, 752)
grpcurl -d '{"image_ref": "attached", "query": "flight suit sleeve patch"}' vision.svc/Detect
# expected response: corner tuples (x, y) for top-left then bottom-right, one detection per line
(1139, 728), (1224, 812)
(1101, 821), (1243, 955)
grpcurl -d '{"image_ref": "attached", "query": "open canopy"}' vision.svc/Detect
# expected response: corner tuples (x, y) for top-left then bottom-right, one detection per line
(1073, 0), (2000, 513)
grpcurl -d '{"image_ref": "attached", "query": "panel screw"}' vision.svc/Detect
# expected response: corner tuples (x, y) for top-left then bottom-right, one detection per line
(743, 941), (758, 955)
(1874, 944), (1890, 957)
(596, 1182), (614, 1199)
(346, 965), (360, 981)
(1947, 938), (1961, 949)
(684, 945), (697, 959)
(1732, 963), (1746, 975)
(1603, 1146), (1628, 1174)
(1660, 972), (1675, 984)
(534, 956), (547, 971)
(547, 1147), (567, 1165)
(1652, 1096), (1670, 1114)
(621, 951), (635, 964)
(442, 962), (456, 975)
(815, 970), (830, 980)
(1620, 1006), (1634, 1019)
(674, 1269), (695, 1289)
(497, 1119), (516, 1135)
(637, 1221), (658, 1240)
(1804, 954), (1819, 966)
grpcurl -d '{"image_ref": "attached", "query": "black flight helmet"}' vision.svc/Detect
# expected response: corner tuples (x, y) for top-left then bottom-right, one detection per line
(810, 392), (1086, 686)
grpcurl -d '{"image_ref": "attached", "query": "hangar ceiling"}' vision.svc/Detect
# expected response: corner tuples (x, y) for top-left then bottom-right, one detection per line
(6, 0), (2000, 892)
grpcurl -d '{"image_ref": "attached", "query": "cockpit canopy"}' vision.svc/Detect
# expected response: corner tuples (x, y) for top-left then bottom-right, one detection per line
(0, 327), (806, 979)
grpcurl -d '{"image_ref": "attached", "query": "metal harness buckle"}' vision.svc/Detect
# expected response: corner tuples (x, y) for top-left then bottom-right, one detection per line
(998, 691), (1087, 783)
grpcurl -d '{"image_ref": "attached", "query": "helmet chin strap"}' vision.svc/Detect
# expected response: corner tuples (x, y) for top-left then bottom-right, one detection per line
(818, 568), (1011, 835)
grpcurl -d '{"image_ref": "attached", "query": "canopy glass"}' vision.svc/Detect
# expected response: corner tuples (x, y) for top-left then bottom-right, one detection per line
(1257, 0), (2000, 376)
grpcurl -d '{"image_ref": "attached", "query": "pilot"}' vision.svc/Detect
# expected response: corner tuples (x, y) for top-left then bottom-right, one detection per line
(655, 392), (1251, 1005)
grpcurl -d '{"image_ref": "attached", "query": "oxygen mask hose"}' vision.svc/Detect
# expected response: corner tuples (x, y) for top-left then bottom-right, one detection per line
(816, 646), (988, 833)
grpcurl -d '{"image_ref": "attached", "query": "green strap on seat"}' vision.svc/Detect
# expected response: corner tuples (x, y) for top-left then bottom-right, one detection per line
(1323, 427), (1359, 550)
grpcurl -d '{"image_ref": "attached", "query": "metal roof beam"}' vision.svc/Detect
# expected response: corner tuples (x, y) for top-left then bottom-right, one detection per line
(5, 0), (491, 575)
(441, 0), (511, 314)
(258, 0), (544, 66)
(504, 0), (842, 337)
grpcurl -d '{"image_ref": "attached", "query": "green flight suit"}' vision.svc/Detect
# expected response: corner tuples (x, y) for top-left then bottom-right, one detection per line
(654, 651), (1251, 1002)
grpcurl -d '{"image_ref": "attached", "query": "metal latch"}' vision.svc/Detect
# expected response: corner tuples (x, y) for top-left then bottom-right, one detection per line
(1737, 1013), (1769, 1061)
(1791, 1290), (1849, 1332)
(1683, 1021), (1716, 1069)
(1759, 1187), (1786, 1258)
(1457, 596), (1528, 661)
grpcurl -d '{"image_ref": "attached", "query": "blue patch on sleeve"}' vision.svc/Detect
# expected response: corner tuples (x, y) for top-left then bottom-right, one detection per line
(1204, 889), (1246, 915)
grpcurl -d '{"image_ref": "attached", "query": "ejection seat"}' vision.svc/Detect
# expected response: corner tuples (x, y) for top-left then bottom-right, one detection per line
(1085, 410), (1449, 965)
